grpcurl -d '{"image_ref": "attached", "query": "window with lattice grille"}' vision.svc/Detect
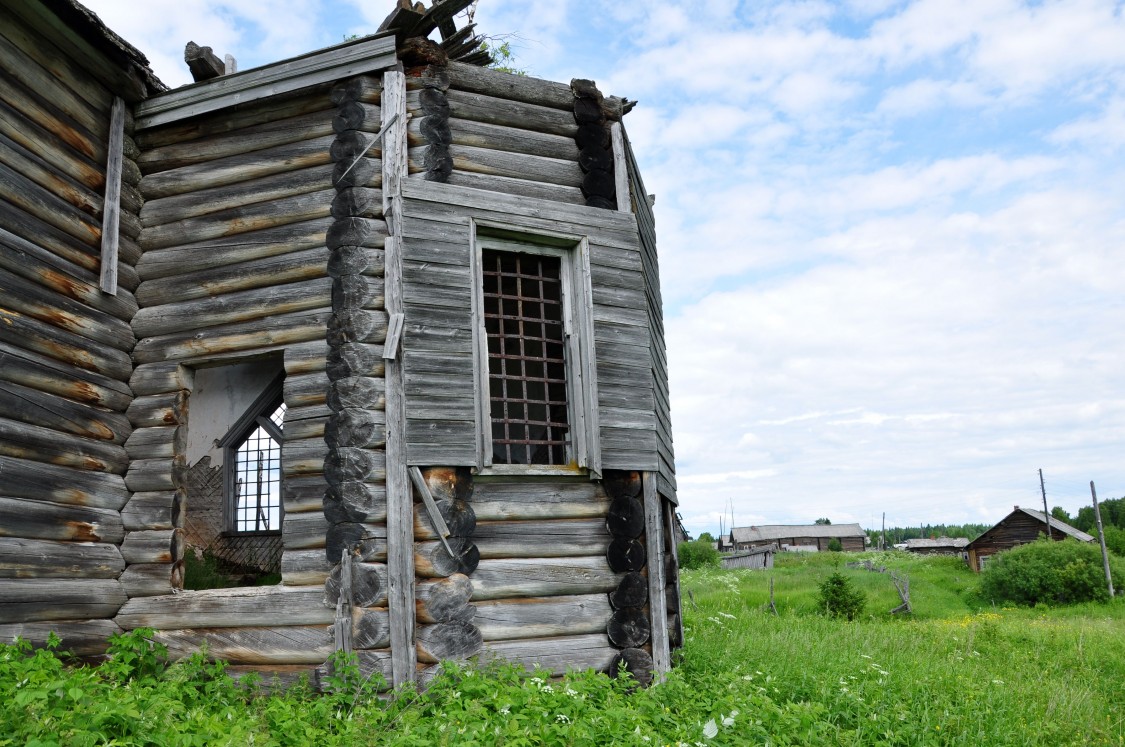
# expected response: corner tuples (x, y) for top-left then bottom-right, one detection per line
(220, 379), (285, 534)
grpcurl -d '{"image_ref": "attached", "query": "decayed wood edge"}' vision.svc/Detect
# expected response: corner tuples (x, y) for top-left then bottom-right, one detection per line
(135, 36), (397, 130)
(99, 97), (125, 295)
(609, 123), (630, 214)
(381, 65), (416, 689)
(662, 499), (684, 650)
(642, 472), (670, 680)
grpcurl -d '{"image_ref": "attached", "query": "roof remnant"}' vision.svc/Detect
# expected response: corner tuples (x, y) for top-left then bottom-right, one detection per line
(731, 523), (867, 543)
(379, 0), (493, 66)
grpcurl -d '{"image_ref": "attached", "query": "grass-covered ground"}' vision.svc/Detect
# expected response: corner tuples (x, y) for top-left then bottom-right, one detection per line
(3, 552), (1123, 745)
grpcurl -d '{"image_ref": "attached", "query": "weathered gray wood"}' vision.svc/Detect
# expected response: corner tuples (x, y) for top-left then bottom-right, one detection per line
(443, 144), (583, 187)
(282, 474), (330, 515)
(443, 171), (585, 205)
(416, 620), (481, 663)
(324, 480), (387, 524)
(140, 135), (335, 200)
(129, 362), (193, 397)
(414, 538), (479, 578)
(607, 607), (650, 649)
(325, 409), (386, 449)
(281, 548), (334, 586)
(481, 633), (617, 675)
(323, 446), (386, 483)
(127, 392), (186, 428)
(0, 537), (124, 579)
(0, 620), (120, 657)
(0, 578), (126, 623)
(184, 41), (225, 81)
(132, 308), (332, 364)
(136, 218), (329, 280)
(470, 557), (622, 601)
(119, 563), (173, 597)
(0, 306), (132, 381)
(333, 156), (383, 189)
(0, 66), (106, 163)
(327, 343), (386, 380)
(642, 473), (670, 678)
(116, 586), (335, 629)
(326, 309), (389, 346)
(0, 380), (130, 444)
(121, 491), (180, 532)
(100, 97), (125, 294)
(331, 75), (383, 106)
(327, 376), (386, 412)
(412, 498), (475, 540)
(332, 275), (385, 311)
(352, 607), (390, 649)
(466, 519), (608, 559)
(328, 245), (386, 278)
(0, 454), (129, 509)
(121, 529), (180, 564)
(471, 480), (610, 521)
(284, 340), (330, 375)
(0, 495), (124, 543)
(332, 187), (384, 220)
(156, 625), (333, 664)
(409, 116), (579, 161)
(0, 340), (130, 412)
(325, 561), (388, 608)
(415, 573), (473, 624)
(610, 647), (653, 686)
(0, 268), (134, 352)
(473, 594), (611, 642)
(409, 89), (578, 139)
(333, 100), (382, 133)
(124, 456), (182, 492)
(124, 426), (185, 460)
(0, 415), (129, 473)
(282, 511), (328, 550)
(283, 371), (329, 408)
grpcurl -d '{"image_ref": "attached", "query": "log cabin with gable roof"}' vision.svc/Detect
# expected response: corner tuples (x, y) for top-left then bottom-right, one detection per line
(965, 506), (1093, 572)
(0, 0), (681, 688)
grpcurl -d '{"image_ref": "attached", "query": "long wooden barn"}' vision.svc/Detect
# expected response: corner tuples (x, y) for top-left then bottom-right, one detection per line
(0, 0), (681, 688)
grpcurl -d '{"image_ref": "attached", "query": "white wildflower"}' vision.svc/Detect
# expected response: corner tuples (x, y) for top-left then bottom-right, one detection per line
(703, 719), (718, 739)
(718, 612), (736, 619)
(498, 705), (510, 715)
(556, 714), (571, 724)
(564, 686), (579, 697)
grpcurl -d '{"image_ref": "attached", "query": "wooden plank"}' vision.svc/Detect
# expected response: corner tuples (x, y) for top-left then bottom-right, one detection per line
(642, 472), (670, 679)
(0, 537), (124, 579)
(100, 97), (124, 294)
(0, 495), (124, 543)
(0, 339), (131, 411)
(470, 557), (622, 601)
(0, 620), (120, 657)
(480, 632), (616, 675)
(0, 454), (129, 510)
(0, 306), (132, 381)
(473, 594), (612, 641)
(0, 578), (126, 623)
(0, 266), (134, 351)
(154, 626), (333, 664)
(471, 480), (611, 521)
(0, 414), (128, 473)
(0, 379), (130, 444)
(132, 308), (331, 364)
(116, 585), (334, 629)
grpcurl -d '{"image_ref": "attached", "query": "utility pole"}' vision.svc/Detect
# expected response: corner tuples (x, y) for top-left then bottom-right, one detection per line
(1090, 481), (1115, 598)
(1039, 469), (1051, 540)
(881, 512), (886, 551)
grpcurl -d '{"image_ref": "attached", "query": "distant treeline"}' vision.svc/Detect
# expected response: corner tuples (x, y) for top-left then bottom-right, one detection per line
(867, 524), (990, 546)
(1053, 497), (1125, 556)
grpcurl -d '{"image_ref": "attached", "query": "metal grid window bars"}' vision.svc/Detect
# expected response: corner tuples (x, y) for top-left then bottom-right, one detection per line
(482, 249), (571, 465)
(231, 401), (285, 533)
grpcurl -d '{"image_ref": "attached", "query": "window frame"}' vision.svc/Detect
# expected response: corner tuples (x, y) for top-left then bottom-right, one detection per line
(218, 373), (286, 535)
(469, 221), (600, 477)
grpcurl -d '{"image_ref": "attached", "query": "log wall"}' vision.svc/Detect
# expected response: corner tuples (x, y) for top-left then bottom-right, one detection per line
(0, 2), (145, 639)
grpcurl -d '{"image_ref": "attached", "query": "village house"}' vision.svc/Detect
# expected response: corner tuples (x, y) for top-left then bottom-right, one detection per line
(723, 523), (867, 553)
(902, 537), (969, 556)
(965, 506), (1093, 572)
(0, 0), (680, 688)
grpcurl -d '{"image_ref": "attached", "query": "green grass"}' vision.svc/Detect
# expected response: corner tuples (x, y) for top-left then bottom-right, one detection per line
(2, 552), (1123, 745)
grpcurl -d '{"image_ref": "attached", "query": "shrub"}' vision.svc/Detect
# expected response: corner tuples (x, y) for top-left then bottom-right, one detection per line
(818, 572), (865, 620)
(827, 538), (843, 552)
(678, 539), (720, 570)
(978, 538), (1124, 606)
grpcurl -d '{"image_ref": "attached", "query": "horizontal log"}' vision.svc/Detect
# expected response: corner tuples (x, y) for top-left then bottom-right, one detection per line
(0, 414), (129, 472)
(0, 578), (126, 623)
(330, 129), (382, 162)
(480, 632), (617, 676)
(138, 108), (337, 172)
(332, 187), (384, 220)
(0, 306), (132, 381)
(327, 309), (389, 347)
(326, 343), (385, 380)
(0, 454), (129, 509)
(421, 89), (578, 138)
(332, 156), (382, 189)
(330, 75), (382, 106)
(0, 537), (124, 579)
(409, 116), (579, 161)
(121, 528), (182, 564)
(121, 490), (181, 532)
(352, 607), (390, 649)
(127, 392), (186, 428)
(413, 498), (475, 540)
(415, 573), (473, 624)
(140, 188), (334, 252)
(280, 549), (333, 586)
(471, 480), (610, 521)
(328, 245), (386, 278)
(0, 268), (134, 354)
(140, 135), (335, 200)
(324, 560), (387, 608)
(473, 594), (612, 642)
(282, 436), (328, 478)
(124, 426), (185, 460)
(139, 247), (331, 311)
(470, 557), (622, 601)
(0, 495), (124, 543)
(327, 376), (386, 412)
(0, 68), (105, 162)
(414, 538), (480, 578)
(282, 474), (329, 514)
(283, 340), (329, 375)
(284, 371), (329, 408)
(116, 585), (335, 629)
(0, 380), (130, 444)
(0, 97), (104, 194)
(443, 171), (585, 205)
(0, 340), (131, 411)
(136, 218), (329, 281)
(0, 161), (106, 256)
(326, 522), (387, 564)
(142, 164), (334, 228)
(156, 625), (334, 665)
(282, 510), (328, 550)
(129, 362), (193, 397)
(326, 217), (388, 251)
(325, 409), (386, 449)
(442, 61), (576, 111)
(333, 100), (382, 134)
(119, 563), (173, 597)
(0, 619), (120, 658)
(332, 274), (385, 311)
(132, 308), (332, 364)
(124, 457), (182, 492)
(136, 87), (334, 149)
(324, 481), (387, 524)
(442, 144), (583, 187)
(416, 619), (481, 663)
(469, 519), (608, 559)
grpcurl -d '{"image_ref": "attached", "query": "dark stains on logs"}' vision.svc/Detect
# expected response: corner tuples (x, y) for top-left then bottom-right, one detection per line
(410, 65), (453, 183)
(608, 571), (647, 609)
(421, 466), (473, 502)
(603, 469), (641, 499)
(570, 79), (615, 210)
(607, 607), (650, 649)
(325, 521), (365, 564)
(415, 537), (480, 578)
(609, 647), (653, 688)
(606, 496), (644, 539)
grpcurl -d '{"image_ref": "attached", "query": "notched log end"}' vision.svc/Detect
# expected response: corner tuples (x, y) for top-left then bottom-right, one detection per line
(400, 37), (449, 68)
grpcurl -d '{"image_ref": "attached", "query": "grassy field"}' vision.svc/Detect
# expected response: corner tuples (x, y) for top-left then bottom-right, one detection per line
(2, 552), (1123, 745)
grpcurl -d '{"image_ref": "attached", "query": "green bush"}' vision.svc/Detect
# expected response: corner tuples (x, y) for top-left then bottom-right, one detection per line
(827, 538), (843, 552)
(818, 572), (865, 620)
(979, 538), (1124, 606)
(678, 539), (720, 570)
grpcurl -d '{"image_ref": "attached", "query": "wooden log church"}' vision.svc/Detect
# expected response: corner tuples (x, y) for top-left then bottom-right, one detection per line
(0, 0), (681, 687)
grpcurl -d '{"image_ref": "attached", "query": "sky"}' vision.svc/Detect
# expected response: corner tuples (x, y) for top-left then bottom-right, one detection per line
(82, 0), (1125, 537)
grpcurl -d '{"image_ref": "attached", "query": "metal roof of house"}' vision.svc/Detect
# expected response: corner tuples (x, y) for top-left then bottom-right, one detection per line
(731, 523), (867, 543)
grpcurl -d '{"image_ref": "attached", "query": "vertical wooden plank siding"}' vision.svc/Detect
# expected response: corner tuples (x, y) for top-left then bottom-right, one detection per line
(610, 123), (630, 213)
(642, 472), (670, 678)
(99, 97), (125, 294)
(381, 67), (417, 688)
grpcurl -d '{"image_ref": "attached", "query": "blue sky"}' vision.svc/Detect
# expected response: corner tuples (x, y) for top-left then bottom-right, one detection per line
(85, 0), (1125, 536)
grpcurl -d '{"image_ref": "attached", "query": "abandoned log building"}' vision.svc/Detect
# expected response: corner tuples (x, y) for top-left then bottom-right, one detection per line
(0, 0), (681, 687)
(965, 507), (1093, 572)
